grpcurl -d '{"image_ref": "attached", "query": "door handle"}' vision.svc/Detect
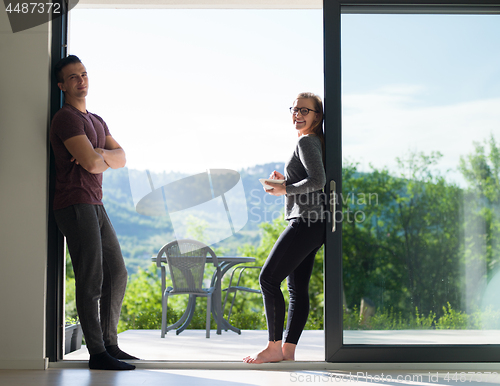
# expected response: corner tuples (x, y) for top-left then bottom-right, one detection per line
(330, 180), (336, 232)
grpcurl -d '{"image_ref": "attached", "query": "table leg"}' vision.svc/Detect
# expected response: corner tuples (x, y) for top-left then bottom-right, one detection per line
(211, 262), (242, 335)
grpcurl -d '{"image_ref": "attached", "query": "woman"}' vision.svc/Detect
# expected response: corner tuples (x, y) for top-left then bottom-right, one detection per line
(244, 92), (326, 364)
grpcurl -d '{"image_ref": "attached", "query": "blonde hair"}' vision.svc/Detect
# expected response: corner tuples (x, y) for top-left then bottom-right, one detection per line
(295, 92), (325, 167)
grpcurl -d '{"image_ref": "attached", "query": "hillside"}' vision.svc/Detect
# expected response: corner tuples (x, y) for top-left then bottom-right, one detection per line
(102, 163), (285, 273)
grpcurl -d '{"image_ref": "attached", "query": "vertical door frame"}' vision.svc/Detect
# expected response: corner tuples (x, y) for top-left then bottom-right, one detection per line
(46, 0), (68, 362)
(323, 0), (343, 363)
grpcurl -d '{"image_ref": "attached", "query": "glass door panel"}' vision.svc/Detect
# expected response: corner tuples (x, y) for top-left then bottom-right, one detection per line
(341, 13), (500, 345)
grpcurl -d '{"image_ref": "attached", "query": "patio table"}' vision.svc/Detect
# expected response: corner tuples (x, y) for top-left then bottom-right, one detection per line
(153, 255), (257, 335)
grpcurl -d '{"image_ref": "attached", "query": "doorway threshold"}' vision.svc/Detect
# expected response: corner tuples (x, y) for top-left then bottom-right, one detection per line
(56, 329), (500, 370)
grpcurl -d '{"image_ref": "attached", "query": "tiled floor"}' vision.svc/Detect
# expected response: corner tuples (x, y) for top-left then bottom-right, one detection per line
(3, 367), (500, 386)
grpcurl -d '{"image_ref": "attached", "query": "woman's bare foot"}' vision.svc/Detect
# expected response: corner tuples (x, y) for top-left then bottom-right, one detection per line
(243, 341), (284, 364)
(282, 342), (297, 361)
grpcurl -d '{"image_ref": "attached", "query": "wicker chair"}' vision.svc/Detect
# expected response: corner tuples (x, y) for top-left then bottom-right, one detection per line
(156, 239), (219, 338)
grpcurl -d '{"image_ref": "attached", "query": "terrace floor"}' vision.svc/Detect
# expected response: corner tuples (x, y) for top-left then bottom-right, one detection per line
(63, 329), (324, 362)
(62, 329), (500, 364)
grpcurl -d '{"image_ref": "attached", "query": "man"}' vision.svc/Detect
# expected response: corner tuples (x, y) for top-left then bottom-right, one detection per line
(50, 55), (137, 370)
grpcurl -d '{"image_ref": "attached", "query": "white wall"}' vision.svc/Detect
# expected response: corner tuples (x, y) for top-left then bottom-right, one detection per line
(0, 11), (50, 370)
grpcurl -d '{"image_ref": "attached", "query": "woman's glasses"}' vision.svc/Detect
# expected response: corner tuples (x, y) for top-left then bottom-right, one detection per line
(289, 107), (318, 116)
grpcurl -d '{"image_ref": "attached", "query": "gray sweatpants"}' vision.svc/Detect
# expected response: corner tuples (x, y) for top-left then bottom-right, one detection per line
(54, 204), (128, 355)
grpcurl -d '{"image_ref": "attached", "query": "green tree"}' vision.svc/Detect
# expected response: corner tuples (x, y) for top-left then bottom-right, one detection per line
(458, 135), (500, 314)
(459, 135), (500, 204)
(342, 152), (463, 320)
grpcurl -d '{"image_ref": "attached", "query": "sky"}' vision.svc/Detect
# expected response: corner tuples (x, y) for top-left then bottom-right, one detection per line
(340, 14), (500, 185)
(69, 9), (500, 186)
(69, 9), (323, 176)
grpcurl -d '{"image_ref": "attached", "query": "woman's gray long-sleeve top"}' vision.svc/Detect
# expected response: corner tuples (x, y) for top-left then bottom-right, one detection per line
(284, 134), (326, 221)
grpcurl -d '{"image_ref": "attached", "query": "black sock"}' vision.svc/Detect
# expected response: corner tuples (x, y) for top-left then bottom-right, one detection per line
(89, 351), (136, 370)
(105, 345), (139, 360)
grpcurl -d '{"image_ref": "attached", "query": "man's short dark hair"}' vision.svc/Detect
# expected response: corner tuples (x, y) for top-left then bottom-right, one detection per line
(54, 55), (82, 83)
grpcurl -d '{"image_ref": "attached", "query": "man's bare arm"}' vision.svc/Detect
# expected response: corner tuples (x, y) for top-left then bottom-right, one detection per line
(64, 135), (109, 174)
(94, 136), (126, 169)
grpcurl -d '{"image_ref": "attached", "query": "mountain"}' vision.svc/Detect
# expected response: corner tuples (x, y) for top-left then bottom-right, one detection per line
(102, 163), (285, 273)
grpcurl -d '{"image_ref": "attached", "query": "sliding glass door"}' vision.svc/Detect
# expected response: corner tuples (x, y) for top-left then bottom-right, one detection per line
(324, 0), (500, 362)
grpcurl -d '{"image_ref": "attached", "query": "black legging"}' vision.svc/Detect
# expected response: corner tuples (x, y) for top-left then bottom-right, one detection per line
(259, 218), (325, 344)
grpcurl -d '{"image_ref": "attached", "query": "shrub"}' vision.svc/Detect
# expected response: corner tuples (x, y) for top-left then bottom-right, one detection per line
(435, 302), (468, 330)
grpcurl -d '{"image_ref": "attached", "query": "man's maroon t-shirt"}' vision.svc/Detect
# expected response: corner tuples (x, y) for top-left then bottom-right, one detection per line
(50, 103), (111, 210)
